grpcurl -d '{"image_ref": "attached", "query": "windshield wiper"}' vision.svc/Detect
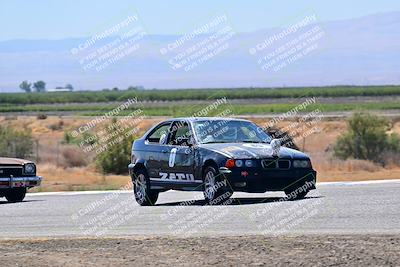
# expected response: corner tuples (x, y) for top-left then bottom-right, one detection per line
(201, 141), (232, 144)
(241, 140), (269, 143)
(202, 140), (269, 144)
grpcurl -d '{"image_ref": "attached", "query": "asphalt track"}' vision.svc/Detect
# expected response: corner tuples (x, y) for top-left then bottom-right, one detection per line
(0, 180), (399, 238)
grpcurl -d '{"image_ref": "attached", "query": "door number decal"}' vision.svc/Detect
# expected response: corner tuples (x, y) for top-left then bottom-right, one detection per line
(169, 148), (177, 167)
(159, 172), (195, 181)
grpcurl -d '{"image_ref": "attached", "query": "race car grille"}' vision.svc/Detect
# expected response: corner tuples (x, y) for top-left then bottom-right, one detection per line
(261, 159), (291, 169)
(0, 166), (23, 177)
(278, 160), (290, 169)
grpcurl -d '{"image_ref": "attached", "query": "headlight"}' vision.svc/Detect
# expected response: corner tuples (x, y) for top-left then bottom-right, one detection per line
(292, 160), (311, 168)
(24, 163), (36, 174)
(235, 160), (243, 167)
(245, 160), (254, 167)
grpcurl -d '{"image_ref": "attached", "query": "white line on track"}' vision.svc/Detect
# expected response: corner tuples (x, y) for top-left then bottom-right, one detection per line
(317, 179), (400, 186)
(26, 179), (400, 197)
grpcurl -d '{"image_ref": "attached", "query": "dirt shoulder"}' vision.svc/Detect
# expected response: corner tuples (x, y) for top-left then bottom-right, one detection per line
(1, 235), (399, 266)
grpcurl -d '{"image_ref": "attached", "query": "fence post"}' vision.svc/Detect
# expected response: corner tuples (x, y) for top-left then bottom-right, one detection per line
(56, 141), (60, 167)
(35, 139), (40, 162)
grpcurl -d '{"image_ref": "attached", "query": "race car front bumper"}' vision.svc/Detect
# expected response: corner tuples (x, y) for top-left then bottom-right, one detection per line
(219, 167), (316, 193)
(0, 176), (42, 189)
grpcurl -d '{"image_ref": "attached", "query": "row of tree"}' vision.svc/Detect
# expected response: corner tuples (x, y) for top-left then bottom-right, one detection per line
(19, 80), (73, 93)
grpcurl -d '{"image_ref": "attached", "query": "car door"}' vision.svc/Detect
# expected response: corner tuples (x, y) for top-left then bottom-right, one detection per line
(159, 120), (197, 184)
(143, 122), (171, 179)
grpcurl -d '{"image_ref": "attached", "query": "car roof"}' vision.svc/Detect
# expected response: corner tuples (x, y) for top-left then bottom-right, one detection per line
(143, 117), (253, 139)
(164, 117), (251, 123)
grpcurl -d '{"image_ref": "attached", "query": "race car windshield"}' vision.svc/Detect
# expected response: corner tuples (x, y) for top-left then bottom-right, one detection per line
(193, 120), (272, 144)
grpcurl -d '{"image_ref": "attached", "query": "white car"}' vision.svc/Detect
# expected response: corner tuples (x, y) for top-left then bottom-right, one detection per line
(0, 157), (42, 202)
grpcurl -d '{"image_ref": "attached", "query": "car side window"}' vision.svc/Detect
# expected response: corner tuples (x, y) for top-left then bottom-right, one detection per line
(168, 121), (191, 146)
(146, 123), (171, 143)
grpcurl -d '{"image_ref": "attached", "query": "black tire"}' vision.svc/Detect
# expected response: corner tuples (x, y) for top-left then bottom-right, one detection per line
(5, 188), (27, 203)
(284, 186), (309, 200)
(132, 168), (159, 206)
(203, 166), (233, 205)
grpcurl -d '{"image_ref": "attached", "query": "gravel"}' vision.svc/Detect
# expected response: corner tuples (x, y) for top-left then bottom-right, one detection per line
(1, 235), (399, 266)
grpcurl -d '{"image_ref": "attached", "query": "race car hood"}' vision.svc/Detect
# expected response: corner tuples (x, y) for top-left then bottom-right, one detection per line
(0, 157), (32, 165)
(199, 143), (309, 159)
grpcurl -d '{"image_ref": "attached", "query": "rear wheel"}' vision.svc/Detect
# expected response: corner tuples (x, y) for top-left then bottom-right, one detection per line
(203, 166), (232, 205)
(5, 188), (27, 203)
(133, 168), (158, 206)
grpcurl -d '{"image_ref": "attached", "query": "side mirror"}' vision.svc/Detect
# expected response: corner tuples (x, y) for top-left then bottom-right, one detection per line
(188, 136), (196, 147)
(159, 133), (167, 145)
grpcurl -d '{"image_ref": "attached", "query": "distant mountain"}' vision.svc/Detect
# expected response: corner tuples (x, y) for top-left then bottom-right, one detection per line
(1, 12), (399, 92)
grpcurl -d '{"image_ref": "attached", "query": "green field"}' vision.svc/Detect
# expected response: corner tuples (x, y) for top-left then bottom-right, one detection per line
(1, 85), (400, 104)
(0, 102), (399, 116)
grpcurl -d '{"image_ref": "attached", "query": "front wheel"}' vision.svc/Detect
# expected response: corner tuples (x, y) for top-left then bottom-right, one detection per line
(203, 166), (232, 205)
(5, 188), (27, 203)
(133, 168), (159, 206)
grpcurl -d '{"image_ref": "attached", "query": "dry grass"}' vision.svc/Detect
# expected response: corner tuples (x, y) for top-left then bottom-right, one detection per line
(318, 169), (400, 182)
(60, 146), (88, 168)
(311, 153), (400, 182)
(312, 155), (381, 173)
(32, 163), (130, 192)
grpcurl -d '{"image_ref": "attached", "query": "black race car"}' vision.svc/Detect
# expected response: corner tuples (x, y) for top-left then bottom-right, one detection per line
(128, 117), (316, 206)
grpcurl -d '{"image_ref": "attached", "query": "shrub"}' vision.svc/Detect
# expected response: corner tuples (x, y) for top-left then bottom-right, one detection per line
(388, 133), (400, 152)
(333, 112), (400, 165)
(63, 132), (74, 144)
(60, 146), (88, 167)
(48, 120), (64, 131)
(94, 121), (136, 174)
(95, 136), (133, 175)
(62, 131), (96, 145)
(37, 113), (47, 120)
(0, 126), (34, 159)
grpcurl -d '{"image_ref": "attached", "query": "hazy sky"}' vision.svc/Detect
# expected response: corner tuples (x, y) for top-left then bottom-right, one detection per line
(1, 0), (400, 40)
